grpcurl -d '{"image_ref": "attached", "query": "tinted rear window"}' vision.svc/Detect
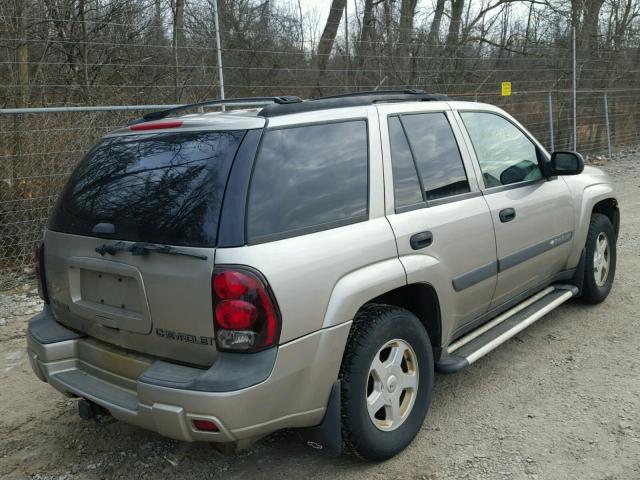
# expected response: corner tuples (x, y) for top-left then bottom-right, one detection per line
(49, 130), (246, 247)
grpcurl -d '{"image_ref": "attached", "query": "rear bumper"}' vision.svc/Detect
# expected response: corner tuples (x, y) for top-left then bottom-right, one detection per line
(27, 307), (351, 444)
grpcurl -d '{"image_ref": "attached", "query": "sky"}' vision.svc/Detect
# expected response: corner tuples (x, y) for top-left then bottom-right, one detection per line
(293, 0), (532, 41)
(294, 1), (521, 24)
(298, 0), (359, 20)
(293, 1), (450, 35)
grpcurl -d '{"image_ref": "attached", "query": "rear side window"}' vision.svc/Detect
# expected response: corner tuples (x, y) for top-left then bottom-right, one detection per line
(400, 113), (470, 201)
(247, 120), (368, 243)
(388, 116), (423, 209)
(49, 130), (246, 247)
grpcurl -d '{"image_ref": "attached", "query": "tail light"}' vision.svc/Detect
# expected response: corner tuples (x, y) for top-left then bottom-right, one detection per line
(34, 241), (50, 303)
(129, 120), (183, 131)
(212, 267), (281, 352)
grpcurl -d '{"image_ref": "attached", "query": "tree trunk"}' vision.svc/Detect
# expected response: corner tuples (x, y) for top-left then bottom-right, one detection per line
(358, 0), (375, 58)
(78, 0), (91, 101)
(16, 0), (29, 107)
(522, 2), (534, 54)
(297, 0), (305, 52)
(446, 0), (465, 46)
(383, 0), (393, 43)
(398, 0), (418, 80)
(398, 0), (418, 47)
(12, 0), (29, 197)
(315, 0), (346, 94)
(427, 0), (446, 46)
(152, 0), (165, 46)
(580, 0), (605, 53)
(173, 0), (185, 102)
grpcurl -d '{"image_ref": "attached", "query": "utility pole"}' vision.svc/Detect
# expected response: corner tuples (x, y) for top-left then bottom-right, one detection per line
(212, 0), (225, 109)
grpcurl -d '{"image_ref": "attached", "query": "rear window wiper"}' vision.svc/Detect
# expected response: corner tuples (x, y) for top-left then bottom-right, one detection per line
(95, 241), (207, 261)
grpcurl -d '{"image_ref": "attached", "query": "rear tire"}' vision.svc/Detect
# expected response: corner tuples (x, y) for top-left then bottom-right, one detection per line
(339, 304), (433, 461)
(580, 213), (616, 304)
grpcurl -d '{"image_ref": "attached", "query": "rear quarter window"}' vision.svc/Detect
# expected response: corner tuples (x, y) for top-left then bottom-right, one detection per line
(388, 116), (423, 210)
(400, 113), (470, 201)
(247, 120), (369, 243)
(49, 130), (246, 247)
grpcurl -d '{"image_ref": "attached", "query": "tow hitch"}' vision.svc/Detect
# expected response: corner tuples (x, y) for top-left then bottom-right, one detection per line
(78, 398), (110, 421)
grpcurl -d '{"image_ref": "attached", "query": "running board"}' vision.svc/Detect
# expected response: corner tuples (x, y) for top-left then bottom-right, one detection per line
(437, 285), (578, 374)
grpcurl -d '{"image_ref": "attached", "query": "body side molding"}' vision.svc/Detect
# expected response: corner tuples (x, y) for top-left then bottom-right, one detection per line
(452, 261), (498, 292)
(451, 232), (574, 292)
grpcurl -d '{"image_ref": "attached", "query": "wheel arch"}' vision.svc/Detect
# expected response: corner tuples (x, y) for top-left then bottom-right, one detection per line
(567, 183), (617, 268)
(592, 197), (620, 239)
(313, 275), (442, 454)
(363, 283), (442, 359)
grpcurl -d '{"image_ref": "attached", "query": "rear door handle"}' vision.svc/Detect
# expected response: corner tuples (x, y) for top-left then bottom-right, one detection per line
(499, 208), (516, 223)
(410, 231), (433, 250)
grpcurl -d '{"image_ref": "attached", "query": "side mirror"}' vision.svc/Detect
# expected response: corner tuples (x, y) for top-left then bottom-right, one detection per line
(548, 151), (584, 176)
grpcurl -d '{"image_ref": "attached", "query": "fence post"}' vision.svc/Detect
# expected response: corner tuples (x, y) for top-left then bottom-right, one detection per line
(212, 0), (225, 109)
(344, 0), (349, 92)
(548, 93), (555, 152)
(603, 92), (612, 158)
(572, 24), (577, 151)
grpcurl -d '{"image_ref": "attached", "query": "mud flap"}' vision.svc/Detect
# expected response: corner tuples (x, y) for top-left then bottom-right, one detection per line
(571, 248), (587, 296)
(300, 380), (342, 455)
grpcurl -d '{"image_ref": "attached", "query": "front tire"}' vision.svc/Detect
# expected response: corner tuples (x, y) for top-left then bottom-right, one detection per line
(339, 304), (433, 461)
(580, 213), (616, 303)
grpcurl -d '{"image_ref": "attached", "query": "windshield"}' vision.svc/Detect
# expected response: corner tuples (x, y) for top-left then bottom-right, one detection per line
(49, 130), (246, 247)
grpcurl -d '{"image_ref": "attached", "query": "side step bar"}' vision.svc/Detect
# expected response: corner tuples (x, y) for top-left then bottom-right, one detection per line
(437, 285), (578, 374)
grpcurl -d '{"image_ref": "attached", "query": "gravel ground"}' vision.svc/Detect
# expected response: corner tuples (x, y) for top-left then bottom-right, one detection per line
(1, 153), (639, 480)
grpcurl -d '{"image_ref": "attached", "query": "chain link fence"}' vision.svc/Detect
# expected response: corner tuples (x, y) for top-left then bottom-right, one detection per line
(2, 0), (640, 290)
(0, 110), (128, 289)
(2, 88), (637, 291)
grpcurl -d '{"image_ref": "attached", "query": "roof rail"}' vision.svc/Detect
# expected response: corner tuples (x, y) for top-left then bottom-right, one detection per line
(258, 90), (449, 117)
(315, 88), (429, 100)
(130, 96), (302, 124)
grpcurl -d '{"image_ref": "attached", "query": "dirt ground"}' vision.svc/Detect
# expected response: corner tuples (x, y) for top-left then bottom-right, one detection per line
(1, 153), (639, 480)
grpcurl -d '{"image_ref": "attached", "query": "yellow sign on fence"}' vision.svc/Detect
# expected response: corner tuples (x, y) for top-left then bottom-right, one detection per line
(501, 82), (512, 96)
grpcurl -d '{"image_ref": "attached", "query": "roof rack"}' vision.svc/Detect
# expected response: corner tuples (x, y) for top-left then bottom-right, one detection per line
(258, 89), (449, 117)
(129, 96), (302, 124)
(315, 88), (429, 100)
